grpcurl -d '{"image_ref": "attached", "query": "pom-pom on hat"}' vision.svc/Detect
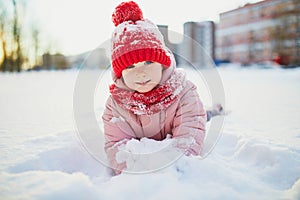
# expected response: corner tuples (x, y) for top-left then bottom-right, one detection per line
(111, 1), (172, 78)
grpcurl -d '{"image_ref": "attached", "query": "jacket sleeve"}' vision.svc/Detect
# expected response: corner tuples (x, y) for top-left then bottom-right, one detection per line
(171, 83), (207, 156)
(102, 96), (132, 175)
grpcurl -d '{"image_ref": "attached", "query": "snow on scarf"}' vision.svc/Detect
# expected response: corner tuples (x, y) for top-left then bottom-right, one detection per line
(110, 70), (186, 115)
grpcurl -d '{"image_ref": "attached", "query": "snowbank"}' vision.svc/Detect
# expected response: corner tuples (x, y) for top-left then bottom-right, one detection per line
(1, 66), (300, 199)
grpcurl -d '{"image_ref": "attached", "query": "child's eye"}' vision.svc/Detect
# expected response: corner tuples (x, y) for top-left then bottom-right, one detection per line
(144, 61), (153, 65)
(126, 65), (135, 69)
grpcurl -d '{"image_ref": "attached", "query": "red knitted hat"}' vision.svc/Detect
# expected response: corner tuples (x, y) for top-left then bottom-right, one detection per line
(111, 1), (172, 77)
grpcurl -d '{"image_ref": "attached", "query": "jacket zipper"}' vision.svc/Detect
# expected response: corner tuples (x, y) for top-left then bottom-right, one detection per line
(137, 115), (145, 138)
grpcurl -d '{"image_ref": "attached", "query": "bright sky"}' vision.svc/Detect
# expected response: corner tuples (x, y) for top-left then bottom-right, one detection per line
(27, 0), (262, 56)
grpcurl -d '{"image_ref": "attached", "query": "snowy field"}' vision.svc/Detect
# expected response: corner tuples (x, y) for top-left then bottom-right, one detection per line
(1, 64), (300, 200)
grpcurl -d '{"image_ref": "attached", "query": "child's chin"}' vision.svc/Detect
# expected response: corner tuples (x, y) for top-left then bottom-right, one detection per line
(137, 89), (151, 93)
(136, 86), (153, 93)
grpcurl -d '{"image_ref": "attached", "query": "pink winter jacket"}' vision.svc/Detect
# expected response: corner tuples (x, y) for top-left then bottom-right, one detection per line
(102, 59), (207, 174)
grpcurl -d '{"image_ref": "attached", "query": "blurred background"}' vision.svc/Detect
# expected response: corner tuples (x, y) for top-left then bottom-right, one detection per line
(1, 0), (299, 72)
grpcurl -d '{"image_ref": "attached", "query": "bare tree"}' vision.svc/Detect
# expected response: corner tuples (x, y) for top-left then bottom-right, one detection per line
(11, 0), (22, 72)
(32, 26), (40, 66)
(0, 0), (30, 71)
(0, 4), (8, 71)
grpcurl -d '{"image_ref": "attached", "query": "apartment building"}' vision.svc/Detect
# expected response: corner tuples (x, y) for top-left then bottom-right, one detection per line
(216, 0), (300, 66)
(158, 21), (215, 67)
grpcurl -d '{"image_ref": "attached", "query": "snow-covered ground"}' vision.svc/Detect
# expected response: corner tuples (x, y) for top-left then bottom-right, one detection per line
(1, 64), (300, 200)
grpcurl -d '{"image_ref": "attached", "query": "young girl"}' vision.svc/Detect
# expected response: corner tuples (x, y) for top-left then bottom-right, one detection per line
(102, 1), (222, 174)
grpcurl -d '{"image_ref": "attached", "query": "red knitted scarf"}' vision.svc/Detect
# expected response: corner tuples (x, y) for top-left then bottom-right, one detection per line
(110, 70), (185, 115)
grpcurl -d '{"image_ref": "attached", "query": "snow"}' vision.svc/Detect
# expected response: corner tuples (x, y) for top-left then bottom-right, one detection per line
(110, 116), (125, 123)
(1, 65), (300, 200)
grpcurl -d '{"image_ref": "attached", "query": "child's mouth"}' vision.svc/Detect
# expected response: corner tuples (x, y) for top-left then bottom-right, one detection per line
(136, 80), (151, 86)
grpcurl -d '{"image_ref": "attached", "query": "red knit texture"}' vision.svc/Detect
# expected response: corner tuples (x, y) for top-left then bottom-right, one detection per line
(112, 1), (143, 26)
(111, 1), (172, 77)
(109, 70), (185, 115)
(112, 48), (171, 77)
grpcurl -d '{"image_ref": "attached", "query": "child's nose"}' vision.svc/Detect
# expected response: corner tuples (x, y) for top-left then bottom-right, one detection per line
(136, 68), (146, 77)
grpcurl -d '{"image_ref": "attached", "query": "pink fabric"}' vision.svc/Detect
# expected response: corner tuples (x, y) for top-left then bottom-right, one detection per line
(102, 58), (207, 174)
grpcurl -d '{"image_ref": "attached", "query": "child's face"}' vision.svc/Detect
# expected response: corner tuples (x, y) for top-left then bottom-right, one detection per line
(122, 61), (163, 93)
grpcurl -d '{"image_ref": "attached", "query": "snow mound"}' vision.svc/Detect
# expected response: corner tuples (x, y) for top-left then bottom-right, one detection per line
(116, 136), (182, 173)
